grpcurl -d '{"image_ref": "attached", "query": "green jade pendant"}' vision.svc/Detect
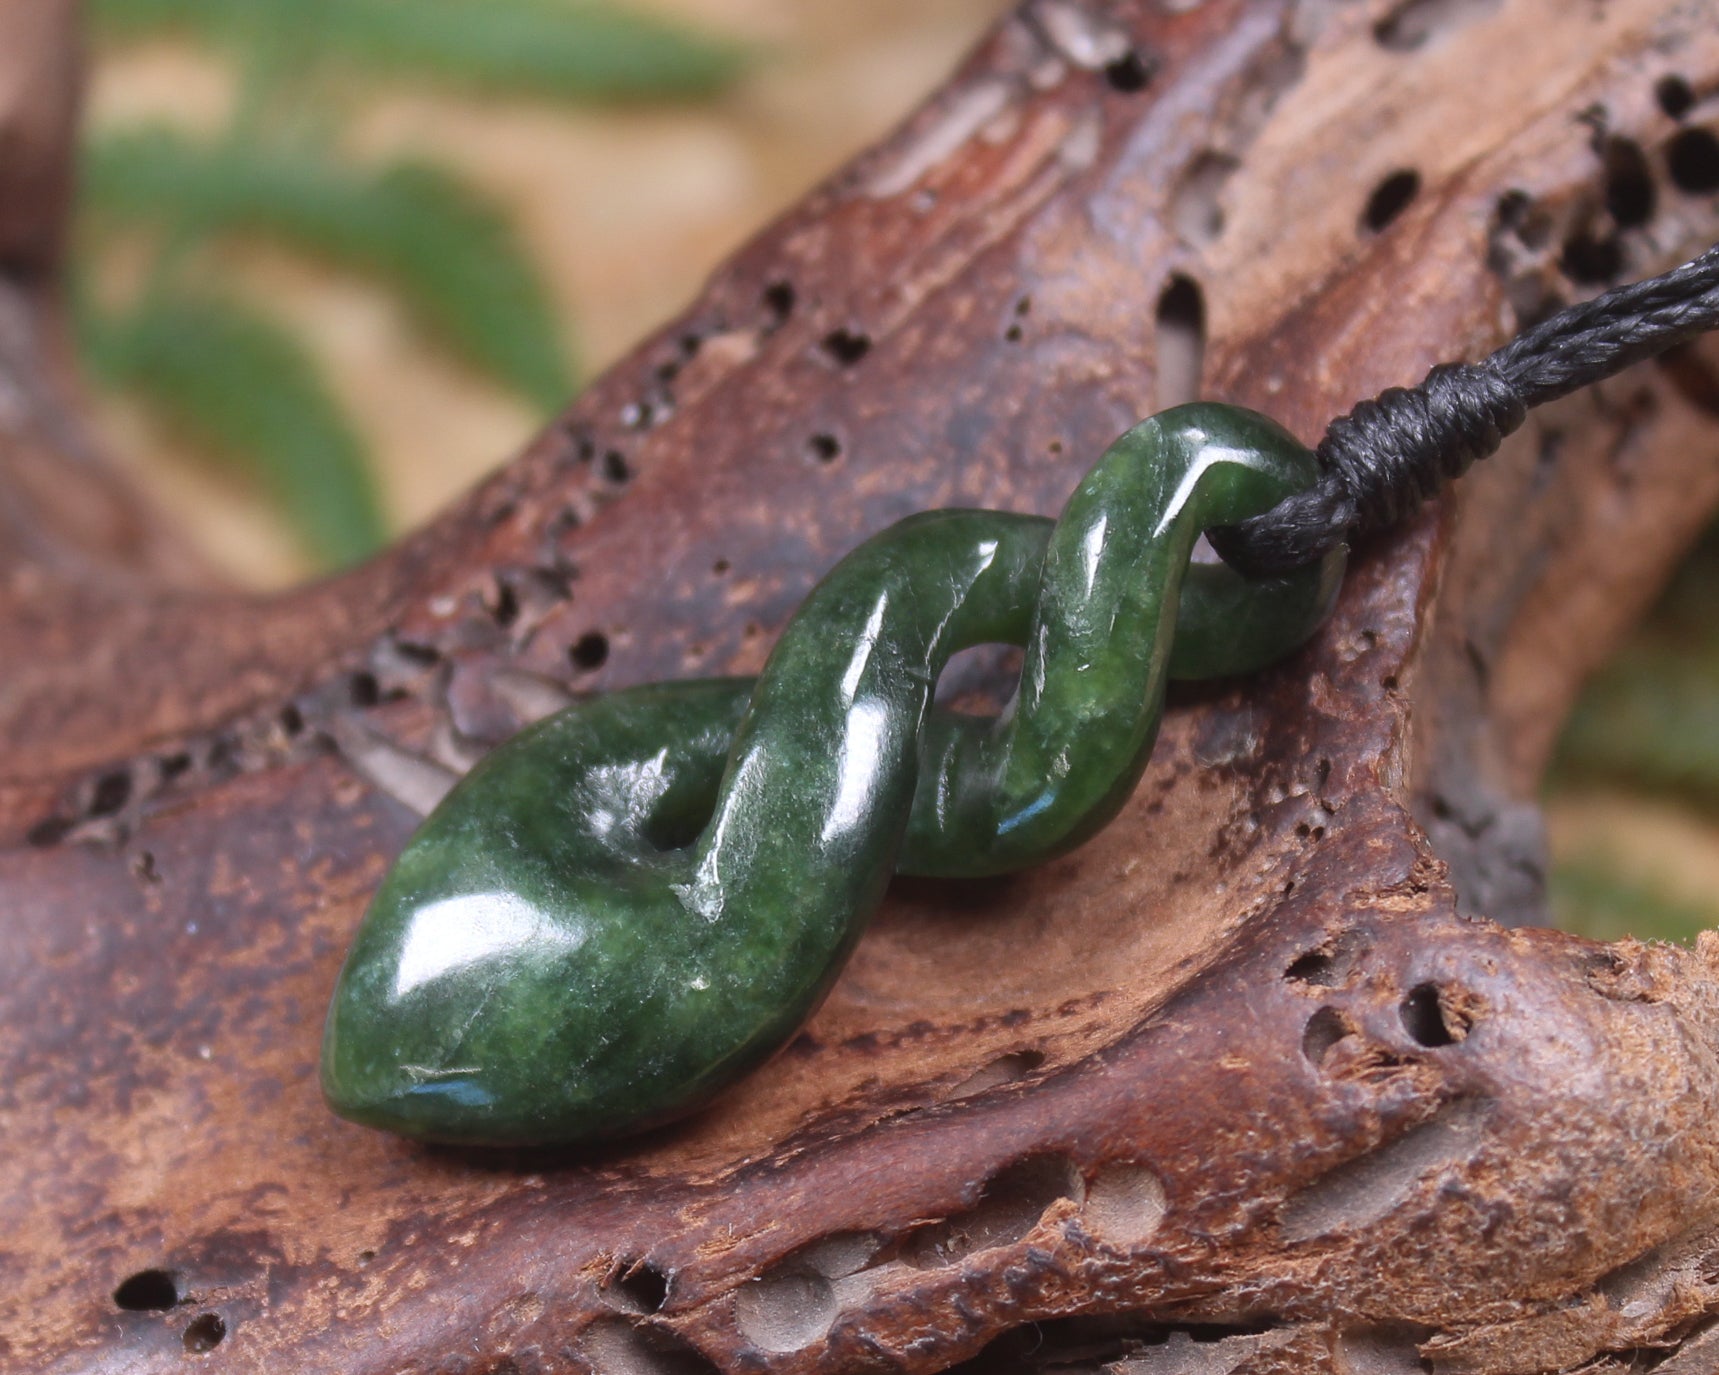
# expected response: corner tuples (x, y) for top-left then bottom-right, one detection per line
(322, 403), (1345, 1146)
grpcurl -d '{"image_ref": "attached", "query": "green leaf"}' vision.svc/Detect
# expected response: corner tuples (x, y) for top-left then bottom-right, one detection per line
(1549, 857), (1718, 945)
(89, 0), (746, 102)
(80, 290), (385, 568)
(84, 128), (572, 410)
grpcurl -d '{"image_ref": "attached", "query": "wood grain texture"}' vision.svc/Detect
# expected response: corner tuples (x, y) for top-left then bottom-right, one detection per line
(5, 1), (1719, 1371)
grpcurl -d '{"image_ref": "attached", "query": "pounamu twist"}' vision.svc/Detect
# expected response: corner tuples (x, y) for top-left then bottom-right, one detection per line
(322, 403), (1345, 1146)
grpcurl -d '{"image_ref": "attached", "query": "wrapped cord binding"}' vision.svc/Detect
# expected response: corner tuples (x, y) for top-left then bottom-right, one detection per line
(1210, 242), (1719, 577)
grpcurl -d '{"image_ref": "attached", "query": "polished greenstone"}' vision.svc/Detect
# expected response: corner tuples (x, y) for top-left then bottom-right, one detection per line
(321, 403), (1345, 1146)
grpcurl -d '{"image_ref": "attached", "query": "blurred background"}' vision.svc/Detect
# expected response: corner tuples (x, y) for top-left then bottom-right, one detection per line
(76, 0), (1719, 944)
(79, 0), (1014, 577)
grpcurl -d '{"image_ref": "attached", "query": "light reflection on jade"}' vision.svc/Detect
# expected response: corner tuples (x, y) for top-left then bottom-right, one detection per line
(321, 403), (1345, 1147)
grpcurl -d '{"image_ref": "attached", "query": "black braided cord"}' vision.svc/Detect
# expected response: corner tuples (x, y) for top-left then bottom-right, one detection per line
(1209, 242), (1719, 577)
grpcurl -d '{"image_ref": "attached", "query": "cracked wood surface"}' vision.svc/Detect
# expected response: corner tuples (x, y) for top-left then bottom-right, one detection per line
(5, 1), (1719, 1372)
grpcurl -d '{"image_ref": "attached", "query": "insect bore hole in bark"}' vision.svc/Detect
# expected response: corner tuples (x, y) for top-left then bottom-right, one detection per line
(820, 328), (871, 367)
(581, 1320), (720, 1375)
(1656, 74), (1695, 121)
(1601, 136), (1657, 228)
(1561, 228), (1624, 285)
(1400, 982), (1468, 1046)
(1302, 1006), (1360, 1065)
(114, 1269), (180, 1311)
(762, 280), (796, 327)
(1668, 127), (1719, 194)
(734, 1266), (837, 1353)
(88, 769), (131, 817)
(1103, 50), (1154, 93)
(1083, 1161), (1169, 1246)
(1153, 275), (1206, 412)
(602, 1258), (670, 1315)
(1284, 931), (1366, 986)
(900, 1155), (1082, 1268)
(1372, 0), (1502, 52)
(1361, 169), (1421, 234)
(570, 632), (610, 672)
(182, 1313), (226, 1353)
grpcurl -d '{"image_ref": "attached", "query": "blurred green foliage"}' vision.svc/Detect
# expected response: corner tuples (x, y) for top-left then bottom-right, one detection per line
(79, 0), (742, 568)
(1548, 858), (1718, 947)
(81, 291), (384, 564)
(84, 132), (572, 412)
(1550, 527), (1719, 943)
(93, 0), (745, 102)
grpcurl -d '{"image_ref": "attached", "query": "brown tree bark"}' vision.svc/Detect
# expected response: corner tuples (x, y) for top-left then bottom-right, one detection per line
(6, 2), (1719, 1372)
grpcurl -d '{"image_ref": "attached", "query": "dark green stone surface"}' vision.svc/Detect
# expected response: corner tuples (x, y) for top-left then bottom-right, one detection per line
(321, 403), (1344, 1145)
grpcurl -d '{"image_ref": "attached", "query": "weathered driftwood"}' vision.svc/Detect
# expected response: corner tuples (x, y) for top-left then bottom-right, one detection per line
(6, 1), (1719, 1371)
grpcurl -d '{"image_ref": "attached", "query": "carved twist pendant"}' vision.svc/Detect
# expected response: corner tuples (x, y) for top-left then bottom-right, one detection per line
(321, 403), (1345, 1146)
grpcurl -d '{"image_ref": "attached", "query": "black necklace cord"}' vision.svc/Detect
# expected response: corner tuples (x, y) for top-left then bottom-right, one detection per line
(1208, 241), (1719, 578)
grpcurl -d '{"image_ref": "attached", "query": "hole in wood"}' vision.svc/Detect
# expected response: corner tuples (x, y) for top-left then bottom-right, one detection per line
(1084, 1162), (1168, 1246)
(820, 328), (871, 367)
(1103, 50), (1153, 93)
(1601, 136), (1657, 228)
(1656, 73), (1695, 121)
(603, 1258), (670, 1314)
(1400, 982), (1468, 1045)
(948, 1049), (1045, 1100)
(581, 1318), (720, 1375)
(807, 433), (841, 463)
(1280, 1099), (1490, 1242)
(1560, 227), (1623, 285)
(762, 280), (796, 326)
(949, 1316), (1281, 1369)
(25, 816), (71, 848)
(733, 1268), (837, 1353)
(88, 770), (131, 818)
(1372, 0), (1501, 52)
(1668, 127), (1719, 193)
(1361, 169), (1421, 234)
(1493, 187), (1553, 249)
(901, 1154), (1081, 1267)
(795, 1232), (881, 1279)
(489, 580), (520, 629)
(114, 1269), (180, 1311)
(349, 672), (381, 708)
(1335, 1326), (1439, 1373)
(1302, 1005), (1360, 1065)
(1170, 152), (1238, 244)
(603, 450), (632, 483)
(570, 632), (610, 672)
(1153, 275), (1206, 412)
(1284, 931), (1366, 987)
(181, 1313), (225, 1354)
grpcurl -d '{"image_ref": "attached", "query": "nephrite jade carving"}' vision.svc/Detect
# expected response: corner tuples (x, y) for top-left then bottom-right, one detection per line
(322, 403), (1344, 1146)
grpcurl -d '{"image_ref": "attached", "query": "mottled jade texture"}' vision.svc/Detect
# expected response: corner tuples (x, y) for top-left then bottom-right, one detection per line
(322, 404), (1345, 1146)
